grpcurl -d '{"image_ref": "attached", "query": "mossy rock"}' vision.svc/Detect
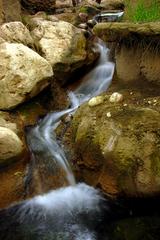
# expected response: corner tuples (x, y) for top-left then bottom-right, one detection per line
(72, 92), (160, 198)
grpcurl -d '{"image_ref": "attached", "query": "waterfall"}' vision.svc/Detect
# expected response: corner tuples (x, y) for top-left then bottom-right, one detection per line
(26, 39), (114, 186)
(0, 39), (115, 240)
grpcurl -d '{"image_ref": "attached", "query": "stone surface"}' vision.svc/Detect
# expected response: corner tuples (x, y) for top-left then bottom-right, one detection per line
(0, 22), (34, 47)
(0, 42), (53, 110)
(93, 22), (160, 42)
(2, 0), (21, 22)
(71, 92), (160, 198)
(21, 0), (56, 13)
(0, 0), (4, 24)
(93, 22), (160, 86)
(0, 126), (24, 166)
(115, 45), (160, 86)
(100, 0), (125, 10)
(31, 20), (91, 84)
(0, 111), (18, 133)
(56, 0), (72, 8)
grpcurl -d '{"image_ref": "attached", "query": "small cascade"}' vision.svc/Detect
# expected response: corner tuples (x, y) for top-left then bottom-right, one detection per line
(0, 39), (115, 240)
(0, 184), (106, 240)
(26, 39), (114, 189)
(94, 11), (124, 23)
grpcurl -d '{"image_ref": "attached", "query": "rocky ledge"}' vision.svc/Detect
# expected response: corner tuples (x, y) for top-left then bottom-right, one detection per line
(93, 22), (160, 41)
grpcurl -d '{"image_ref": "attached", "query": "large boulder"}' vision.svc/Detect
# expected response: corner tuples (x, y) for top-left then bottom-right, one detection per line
(0, 22), (34, 47)
(30, 20), (95, 85)
(71, 92), (160, 198)
(0, 42), (53, 110)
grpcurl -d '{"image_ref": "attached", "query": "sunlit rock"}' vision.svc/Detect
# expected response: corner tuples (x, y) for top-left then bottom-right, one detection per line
(109, 92), (123, 103)
(30, 20), (96, 84)
(88, 96), (104, 107)
(0, 22), (34, 47)
(0, 111), (18, 133)
(0, 126), (24, 166)
(0, 42), (53, 110)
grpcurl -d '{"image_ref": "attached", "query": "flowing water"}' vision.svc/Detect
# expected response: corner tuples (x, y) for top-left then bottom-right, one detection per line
(0, 39), (115, 240)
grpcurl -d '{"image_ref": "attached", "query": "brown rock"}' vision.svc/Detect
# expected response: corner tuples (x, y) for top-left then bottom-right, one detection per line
(71, 93), (160, 198)
(21, 0), (56, 13)
(2, 0), (21, 22)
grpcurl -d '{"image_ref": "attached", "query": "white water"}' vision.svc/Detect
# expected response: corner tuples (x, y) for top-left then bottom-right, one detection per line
(1, 184), (106, 240)
(12, 39), (115, 240)
(27, 39), (114, 186)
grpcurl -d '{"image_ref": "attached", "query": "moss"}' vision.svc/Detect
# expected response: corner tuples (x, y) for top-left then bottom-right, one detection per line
(79, 5), (100, 15)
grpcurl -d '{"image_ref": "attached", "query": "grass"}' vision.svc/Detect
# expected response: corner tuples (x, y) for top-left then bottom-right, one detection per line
(125, 0), (160, 22)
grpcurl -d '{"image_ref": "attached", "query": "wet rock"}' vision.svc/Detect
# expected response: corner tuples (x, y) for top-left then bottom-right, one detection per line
(0, 158), (27, 209)
(87, 19), (97, 28)
(0, 42), (53, 110)
(0, 22), (34, 47)
(71, 94), (160, 198)
(0, 127), (24, 166)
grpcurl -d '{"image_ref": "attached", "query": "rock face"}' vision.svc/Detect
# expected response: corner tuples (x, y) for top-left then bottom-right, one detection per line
(71, 93), (160, 198)
(1, 0), (21, 22)
(100, 0), (125, 10)
(0, 126), (24, 166)
(31, 20), (89, 84)
(0, 42), (53, 110)
(21, 0), (56, 13)
(115, 45), (160, 86)
(0, 22), (34, 47)
(0, 0), (4, 24)
(93, 22), (160, 86)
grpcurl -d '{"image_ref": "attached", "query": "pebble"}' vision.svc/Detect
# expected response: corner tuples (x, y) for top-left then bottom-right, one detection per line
(78, 23), (88, 30)
(109, 92), (123, 103)
(88, 96), (104, 107)
(107, 112), (111, 118)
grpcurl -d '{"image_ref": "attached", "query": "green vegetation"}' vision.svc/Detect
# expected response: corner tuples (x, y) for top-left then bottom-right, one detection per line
(125, 0), (160, 22)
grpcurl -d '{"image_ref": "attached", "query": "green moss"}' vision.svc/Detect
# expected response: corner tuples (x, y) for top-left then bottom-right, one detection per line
(125, 0), (160, 22)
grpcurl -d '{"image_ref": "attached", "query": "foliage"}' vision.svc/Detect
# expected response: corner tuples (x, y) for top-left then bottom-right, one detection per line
(125, 0), (160, 22)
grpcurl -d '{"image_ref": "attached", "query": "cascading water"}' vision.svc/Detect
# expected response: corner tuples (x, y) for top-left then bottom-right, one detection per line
(0, 39), (115, 240)
(26, 39), (114, 187)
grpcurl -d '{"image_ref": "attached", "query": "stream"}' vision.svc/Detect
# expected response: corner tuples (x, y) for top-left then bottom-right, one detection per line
(0, 39), (115, 240)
